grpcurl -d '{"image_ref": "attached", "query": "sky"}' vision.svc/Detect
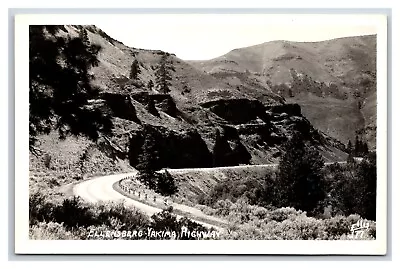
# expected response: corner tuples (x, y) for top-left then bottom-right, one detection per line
(94, 14), (379, 60)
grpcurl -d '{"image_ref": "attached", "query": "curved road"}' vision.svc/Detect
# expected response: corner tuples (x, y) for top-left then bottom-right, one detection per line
(73, 171), (161, 215)
(73, 171), (222, 230)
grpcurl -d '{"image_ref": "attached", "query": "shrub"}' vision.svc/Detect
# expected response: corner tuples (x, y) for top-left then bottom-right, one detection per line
(29, 194), (211, 240)
(214, 199), (233, 217)
(156, 170), (178, 196)
(95, 202), (150, 231)
(253, 207), (269, 220)
(43, 153), (52, 169)
(29, 192), (56, 225)
(51, 196), (98, 228)
(279, 215), (324, 240)
(267, 207), (303, 222)
(149, 208), (210, 240)
(211, 198), (376, 240)
(325, 153), (377, 220)
(323, 215), (354, 239)
(176, 217), (209, 240)
(199, 177), (265, 208)
(29, 193), (148, 231)
(29, 221), (81, 240)
(149, 208), (180, 238)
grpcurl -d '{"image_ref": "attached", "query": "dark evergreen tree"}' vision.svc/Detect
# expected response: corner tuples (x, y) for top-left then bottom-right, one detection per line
(212, 129), (232, 167)
(276, 132), (325, 214)
(355, 152), (376, 220)
(347, 140), (353, 154)
(354, 135), (361, 156)
(347, 150), (356, 164)
(146, 97), (159, 117)
(29, 25), (113, 151)
(136, 125), (160, 189)
(231, 141), (251, 165)
(352, 136), (369, 157)
(147, 80), (154, 91)
(79, 28), (90, 47)
(156, 169), (178, 196)
(362, 142), (369, 156)
(155, 54), (175, 94)
(331, 152), (376, 220)
(129, 59), (141, 80)
(288, 88), (294, 98)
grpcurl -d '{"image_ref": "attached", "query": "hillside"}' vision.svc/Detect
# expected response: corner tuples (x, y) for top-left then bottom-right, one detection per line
(188, 35), (377, 148)
(30, 25), (348, 193)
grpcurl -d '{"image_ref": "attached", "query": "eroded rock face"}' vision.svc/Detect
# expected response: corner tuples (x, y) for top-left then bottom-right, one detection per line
(103, 94), (346, 168)
(103, 93), (139, 122)
(200, 98), (267, 124)
(128, 125), (212, 169)
(99, 87), (346, 167)
(197, 98), (344, 163)
(265, 103), (302, 117)
(201, 99), (319, 143)
(131, 92), (178, 117)
(152, 94), (178, 117)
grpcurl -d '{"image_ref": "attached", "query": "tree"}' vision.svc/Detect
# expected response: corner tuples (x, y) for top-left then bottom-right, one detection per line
(129, 59), (141, 80)
(354, 135), (361, 156)
(29, 25), (113, 151)
(79, 28), (90, 47)
(355, 152), (376, 220)
(330, 152), (376, 220)
(146, 97), (159, 117)
(347, 150), (356, 164)
(136, 126), (177, 196)
(362, 142), (369, 156)
(352, 135), (369, 157)
(212, 129), (232, 167)
(155, 54), (175, 94)
(276, 132), (325, 214)
(231, 141), (251, 165)
(147, 80), (154, 91)
(136, 125), (160, 189)
(156, 169), (178, 196)
(347, 140), (353, 154)
(288, 88), (294, 98)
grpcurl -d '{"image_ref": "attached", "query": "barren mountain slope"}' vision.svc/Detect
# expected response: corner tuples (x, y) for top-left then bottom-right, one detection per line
(188, 35), (377, 148)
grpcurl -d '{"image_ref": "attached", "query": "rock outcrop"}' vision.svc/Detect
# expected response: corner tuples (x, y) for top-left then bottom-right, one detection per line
(103, 93), (140, 122)
(128, 125), (213, 169)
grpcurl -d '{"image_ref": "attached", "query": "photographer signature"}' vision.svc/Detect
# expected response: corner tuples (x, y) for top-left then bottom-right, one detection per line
(349, 219), (370, 239)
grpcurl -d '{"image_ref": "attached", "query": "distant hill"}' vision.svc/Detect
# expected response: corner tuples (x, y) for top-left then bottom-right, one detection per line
(188, 35), (377, 148)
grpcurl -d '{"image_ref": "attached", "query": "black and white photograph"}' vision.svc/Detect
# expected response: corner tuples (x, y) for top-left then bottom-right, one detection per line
(15, 13), (387, 254)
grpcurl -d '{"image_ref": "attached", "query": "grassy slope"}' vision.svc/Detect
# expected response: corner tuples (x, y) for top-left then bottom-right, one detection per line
(169, 166), (276, 202)
(29, 132), (134, 201)
(360, 91), (377, 150)
(82, 26), (249, 106)
(189, 35), (376, 88)
(287, 94), (365, 144)
(188, 35), (377, 146)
